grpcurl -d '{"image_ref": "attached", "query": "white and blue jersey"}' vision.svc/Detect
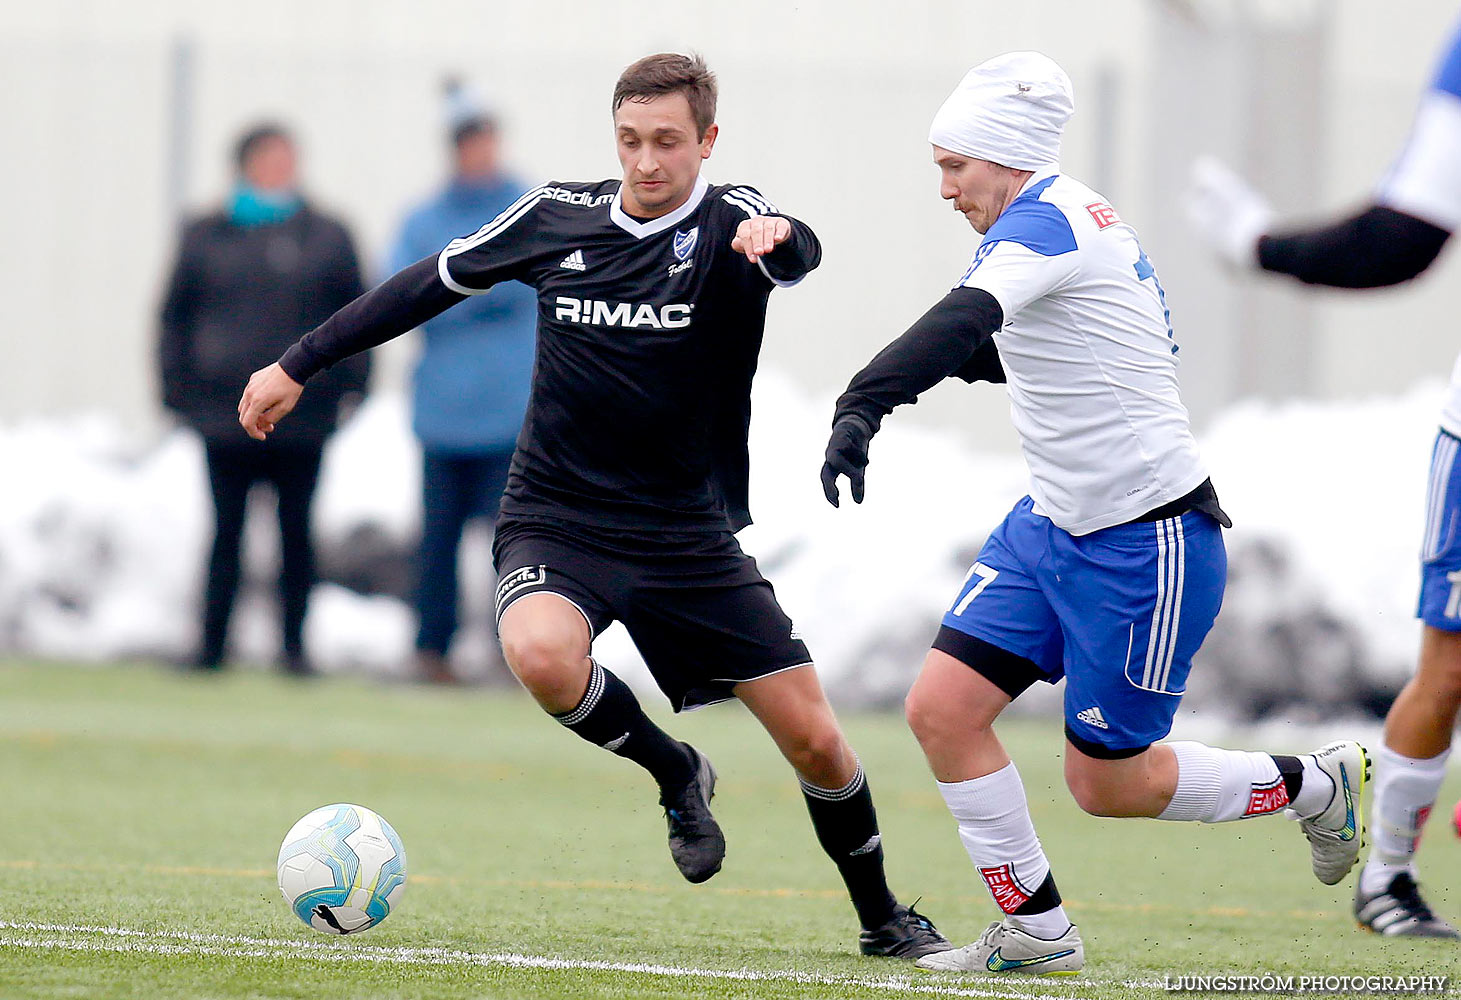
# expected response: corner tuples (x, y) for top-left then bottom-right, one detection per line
(1378, 18), (1461, 438)
(1377, 18), (1461, 237)
(945, 168), (1223, 752)
(959, 167), (1208, 536)
(1377, 19), (1461, 614)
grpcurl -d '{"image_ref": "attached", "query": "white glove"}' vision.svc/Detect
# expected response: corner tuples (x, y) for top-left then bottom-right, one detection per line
(1184, 155), (1274, 270)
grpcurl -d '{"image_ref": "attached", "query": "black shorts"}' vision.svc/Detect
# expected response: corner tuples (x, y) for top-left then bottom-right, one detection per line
(492, 516), (813, 711)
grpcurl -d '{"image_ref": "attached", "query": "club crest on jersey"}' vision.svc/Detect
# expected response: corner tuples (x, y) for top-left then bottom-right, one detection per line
(1243, 776), (1290, 817)
(673, 226), (699, 261)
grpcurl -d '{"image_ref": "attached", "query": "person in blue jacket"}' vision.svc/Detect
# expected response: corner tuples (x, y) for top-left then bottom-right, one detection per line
(388, 81), (537, 683)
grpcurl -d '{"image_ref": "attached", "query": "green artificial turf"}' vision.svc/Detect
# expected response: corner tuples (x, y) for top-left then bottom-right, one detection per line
(0, 662), (1456, 999)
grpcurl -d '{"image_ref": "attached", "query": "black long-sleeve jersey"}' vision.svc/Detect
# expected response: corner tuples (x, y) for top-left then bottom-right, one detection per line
(1258, 205), (1450, 288)
(280, 175), (819, 532)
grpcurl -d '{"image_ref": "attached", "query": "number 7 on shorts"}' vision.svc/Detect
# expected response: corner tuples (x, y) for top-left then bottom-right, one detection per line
(952, 562), (1000, 615)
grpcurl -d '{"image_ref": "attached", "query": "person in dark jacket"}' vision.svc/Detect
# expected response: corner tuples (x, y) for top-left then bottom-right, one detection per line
(158, 122), (368, 674)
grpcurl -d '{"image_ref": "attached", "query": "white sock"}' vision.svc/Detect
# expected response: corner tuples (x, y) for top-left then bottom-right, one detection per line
(1157, 742), (1293, 822)
(1359, 743), (1450, 896)
(1290, 754), (1338, 818)
(937, 762), (1071, 940)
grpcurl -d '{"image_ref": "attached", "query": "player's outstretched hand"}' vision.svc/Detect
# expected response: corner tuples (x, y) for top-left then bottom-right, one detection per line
(821, 415), (874, 507)
(1183, 155), (1274, 269)
(237, 362), (304, 441)
(731, 215), (792, 263)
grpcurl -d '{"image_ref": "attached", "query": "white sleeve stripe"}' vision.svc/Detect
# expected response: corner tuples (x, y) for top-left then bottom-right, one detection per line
(436, 184), (550, 295)
(442, 184), (550, 259)
(438, 251), (483, 296)
(731, 187), (776, 213)
(722, 192), (766, 218)
(728, 187), (777, 214)
(755, 256), (803, 288)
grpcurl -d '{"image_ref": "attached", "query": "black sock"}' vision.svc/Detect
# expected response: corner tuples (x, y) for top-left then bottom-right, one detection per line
(800, 759), (898, 930)
(1012, 872), (1063, 917)
(1272, 754), (1305, 802)
(552, 660), (694, 793)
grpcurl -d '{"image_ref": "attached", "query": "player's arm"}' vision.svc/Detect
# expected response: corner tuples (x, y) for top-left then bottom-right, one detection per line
(238, 256), (465, 440)
(240, 184), (549, 440)
(730, 214), (822, 284)
(1257, 207), (1450, 288)
(1187, 76), (1461, 288)
(820, 287), (1004, 506)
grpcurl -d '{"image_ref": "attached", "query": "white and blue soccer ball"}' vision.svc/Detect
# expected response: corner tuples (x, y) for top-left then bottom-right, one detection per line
(276, 803), (407, 934)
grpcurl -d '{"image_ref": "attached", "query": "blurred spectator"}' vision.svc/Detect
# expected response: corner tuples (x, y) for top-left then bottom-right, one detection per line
(158, 122), (368, 674)
(387, 80), (536, 684)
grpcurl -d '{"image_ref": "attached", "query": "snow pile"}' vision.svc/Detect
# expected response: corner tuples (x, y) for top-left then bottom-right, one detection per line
(0, 372), (1446, 719)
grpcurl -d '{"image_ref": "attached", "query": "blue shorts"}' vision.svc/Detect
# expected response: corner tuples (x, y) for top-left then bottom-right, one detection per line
(1417, 429), (1461, 631)
(942, 496), (1227, 752)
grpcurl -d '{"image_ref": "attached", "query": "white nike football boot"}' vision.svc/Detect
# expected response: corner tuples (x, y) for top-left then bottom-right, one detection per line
(1296, 741), (1370, 886)
(915, 918), (1083, 975)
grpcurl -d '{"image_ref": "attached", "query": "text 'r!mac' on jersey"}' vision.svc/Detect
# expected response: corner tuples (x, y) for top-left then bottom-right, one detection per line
(434, 174), (821, 533)
(956, 169), (1207, 535)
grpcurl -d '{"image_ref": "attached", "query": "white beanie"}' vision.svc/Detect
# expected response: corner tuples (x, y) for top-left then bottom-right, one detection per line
(928, 51), (1074, 170)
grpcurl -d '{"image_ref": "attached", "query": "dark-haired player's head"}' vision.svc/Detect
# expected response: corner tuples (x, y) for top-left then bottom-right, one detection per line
(612, 53), (719, 219)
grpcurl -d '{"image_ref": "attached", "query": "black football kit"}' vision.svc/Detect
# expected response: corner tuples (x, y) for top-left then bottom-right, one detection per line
(274, 171), (956, 951)
(279, 174), (820, 709)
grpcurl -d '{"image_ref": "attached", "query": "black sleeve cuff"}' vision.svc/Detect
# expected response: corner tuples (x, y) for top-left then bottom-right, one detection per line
(279, 340), (329, 383)
(760, 216), (822, 283)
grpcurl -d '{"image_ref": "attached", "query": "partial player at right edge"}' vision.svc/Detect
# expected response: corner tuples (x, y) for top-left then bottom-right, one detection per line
(1186, 15), (1461, 943)
(822, 51), (1371, 976)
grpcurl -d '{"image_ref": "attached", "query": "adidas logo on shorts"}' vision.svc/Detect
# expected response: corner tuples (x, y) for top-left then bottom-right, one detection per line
(1076, 706), (1109, 730)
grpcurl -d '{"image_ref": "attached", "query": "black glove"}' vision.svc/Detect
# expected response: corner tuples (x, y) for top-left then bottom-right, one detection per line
(820, 415), (875, 507)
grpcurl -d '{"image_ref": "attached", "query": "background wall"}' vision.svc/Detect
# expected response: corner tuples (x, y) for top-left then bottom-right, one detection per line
(1, 0), (1458, 450)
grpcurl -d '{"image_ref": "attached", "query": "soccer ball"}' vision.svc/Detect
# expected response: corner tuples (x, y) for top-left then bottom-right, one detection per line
(276, 803), (407, 934)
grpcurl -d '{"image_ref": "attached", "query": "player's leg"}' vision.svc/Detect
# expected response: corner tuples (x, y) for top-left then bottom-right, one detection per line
(197, 443), (254, 669)
(622, 536), (944, 953)
(1051, 511), (1367, 888)
(271, 443), (323, 674)
(497, 592), (695, 786)
(1355, 627), (1461, 936)
(1356, 430), (1461, 937)
(492, 523), (704, 876)
(907, 649), (1081, 974)
(734, 664), (946, 956)
(908, 501), (1082, 975)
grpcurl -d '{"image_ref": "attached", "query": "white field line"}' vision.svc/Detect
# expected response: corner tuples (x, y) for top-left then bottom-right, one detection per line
(0, 921), (1127, 999)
